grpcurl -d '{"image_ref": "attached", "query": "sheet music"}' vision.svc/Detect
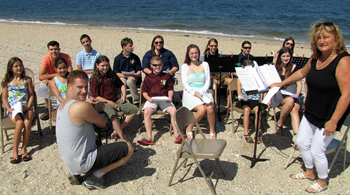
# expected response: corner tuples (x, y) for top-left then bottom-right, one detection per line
(235, 66), (260, 92)
(151, 96), (169, 102)
(12, 102), (23, 119)
(199, 93), (212, 104)
(280, 90), (298, 98)
(257, 65), (282, 87)
(262, 87), (280, 105)
(121, 71), (135, 75)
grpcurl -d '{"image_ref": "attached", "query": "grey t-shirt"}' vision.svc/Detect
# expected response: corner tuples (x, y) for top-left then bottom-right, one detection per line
(56, 100), (97, 174)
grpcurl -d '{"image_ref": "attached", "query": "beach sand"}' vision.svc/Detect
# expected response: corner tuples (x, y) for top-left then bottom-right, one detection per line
(0, 22), (349, 194)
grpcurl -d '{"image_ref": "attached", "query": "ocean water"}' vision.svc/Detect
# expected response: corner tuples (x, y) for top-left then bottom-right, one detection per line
(0, 0), (349, 45)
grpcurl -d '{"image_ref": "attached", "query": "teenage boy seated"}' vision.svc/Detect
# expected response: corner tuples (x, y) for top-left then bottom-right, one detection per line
(137, 56), (185, 145)
(38, 40), (73, 120)
(113, 37), (142, 104)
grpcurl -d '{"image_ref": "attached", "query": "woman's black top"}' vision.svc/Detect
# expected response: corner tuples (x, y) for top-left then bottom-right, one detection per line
(305, 52), (350, 131)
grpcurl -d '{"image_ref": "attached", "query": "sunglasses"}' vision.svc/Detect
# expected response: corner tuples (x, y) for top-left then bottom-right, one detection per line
(154, 41), (163, 44)
(315, 21), (334, 28)
(243, 47), (251, 49)
(209, 45), (217, 48)
(285, 42), (294, 46)
(151, 63), (163, 66)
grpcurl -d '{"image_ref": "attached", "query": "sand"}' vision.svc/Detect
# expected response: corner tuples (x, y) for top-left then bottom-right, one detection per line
(0, 22), (349, 194)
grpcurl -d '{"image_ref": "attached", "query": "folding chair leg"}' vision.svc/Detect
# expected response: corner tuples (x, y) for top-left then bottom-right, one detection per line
(273, 108), (277, 132)
(168, 154), (182, 186)
(183, 158), (188, 168)
(285, 148), (296, 170)
(215, 158), (225, 177)
(1, 129), (3, 154)
(344, 140), (347, 171)
(194, 158), (216, 195)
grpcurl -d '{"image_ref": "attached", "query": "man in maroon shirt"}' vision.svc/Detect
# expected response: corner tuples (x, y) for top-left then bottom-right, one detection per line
(138, 56), (184, 145)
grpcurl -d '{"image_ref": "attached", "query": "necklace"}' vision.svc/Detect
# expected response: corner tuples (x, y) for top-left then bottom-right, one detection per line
(317, 51), (334, 68)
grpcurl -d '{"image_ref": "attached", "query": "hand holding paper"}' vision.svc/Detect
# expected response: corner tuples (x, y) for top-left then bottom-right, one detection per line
(11, 102), (23, 119)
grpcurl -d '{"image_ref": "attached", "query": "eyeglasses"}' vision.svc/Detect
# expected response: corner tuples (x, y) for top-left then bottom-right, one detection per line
(285, 42), (294, 47)
(209, 45), (217, 48)
(151, 63), (163, 66)
(243, 47), (251, 49)
(154, 41), (163, 45)
(315, 21), (334, 28)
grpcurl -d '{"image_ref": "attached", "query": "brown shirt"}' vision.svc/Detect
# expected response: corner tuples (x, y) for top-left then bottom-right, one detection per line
(142, 72), (173, 97)
(90, 74), (124, 102)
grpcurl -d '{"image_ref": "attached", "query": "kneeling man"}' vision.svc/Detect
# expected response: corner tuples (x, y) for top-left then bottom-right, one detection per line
(56, 70), (133, 190)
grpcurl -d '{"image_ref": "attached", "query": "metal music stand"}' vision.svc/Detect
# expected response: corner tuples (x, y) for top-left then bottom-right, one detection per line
(205, 55), (237, 121)
(293, 56), (309, 69)
(237, 58), (272, 168)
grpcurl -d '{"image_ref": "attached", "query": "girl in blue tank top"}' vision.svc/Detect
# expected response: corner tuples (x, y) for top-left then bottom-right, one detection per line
(49, 58), (69, 108)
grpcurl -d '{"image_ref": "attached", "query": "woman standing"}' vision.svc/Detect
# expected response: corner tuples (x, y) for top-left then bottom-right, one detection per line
(270, 47), (302, 136)
(271, 21), (350, 193)
(182, 44), (216, 139)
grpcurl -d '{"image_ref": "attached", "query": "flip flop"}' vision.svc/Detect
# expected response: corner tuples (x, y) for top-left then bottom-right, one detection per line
(10, 157), (20, 164)
(174, 135), (187, 144)
(21, 154), (32, 162)
(137, 140), (155, 145)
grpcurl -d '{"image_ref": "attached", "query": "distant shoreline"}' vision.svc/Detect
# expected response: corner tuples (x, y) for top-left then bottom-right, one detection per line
(0, 19), (310, 45)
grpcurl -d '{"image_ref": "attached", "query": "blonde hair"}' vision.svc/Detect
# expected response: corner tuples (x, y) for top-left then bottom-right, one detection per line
(308, 20), (346, 59)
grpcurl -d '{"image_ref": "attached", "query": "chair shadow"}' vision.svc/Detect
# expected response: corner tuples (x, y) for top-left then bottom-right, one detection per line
(171, 159), (238, 188)
(107, 146), (157, 186)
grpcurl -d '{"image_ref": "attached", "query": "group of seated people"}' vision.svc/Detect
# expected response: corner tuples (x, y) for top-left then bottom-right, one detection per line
(3, 21), (348, 193)
(1, 33), (303, 190)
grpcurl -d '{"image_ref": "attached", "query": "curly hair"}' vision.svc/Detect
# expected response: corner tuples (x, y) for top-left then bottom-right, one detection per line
(90, 55), (116, 85)
(308, 20), (346, 59)
(2, 57), (25, 88)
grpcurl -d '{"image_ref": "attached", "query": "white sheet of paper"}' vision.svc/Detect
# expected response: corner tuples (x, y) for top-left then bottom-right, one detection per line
(121, 71), (135, 75)
(281, 90), (298, 98)
(162, 68), (170, 73)
(238, 95), (249, 101)
(200, 93), (212, 104)
(258, 65), (282, 86)
(262, 87), (280, 105)
(152, 96), (169, 102)
(235, 66), (260, 92)
(12, 102), (23, 119)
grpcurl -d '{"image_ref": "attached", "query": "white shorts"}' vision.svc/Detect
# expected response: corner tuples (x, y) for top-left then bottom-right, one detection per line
(142, 101), (175, 113)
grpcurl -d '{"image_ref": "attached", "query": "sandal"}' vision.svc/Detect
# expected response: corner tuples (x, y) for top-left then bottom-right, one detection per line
(174, 134), (187, 144)
(21, 154), (32, 162)
(137, 139), (155, 145)
(244, 134), (254, 143)
(186, 131), (193, 139)
(276, 125), (285, 136)
(209, 133), (216, 139)
(256, 136), (262, 144)
(10, 157), (20, 164)
(290, 172), (315, 181)
(306, 183), (327, 193)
